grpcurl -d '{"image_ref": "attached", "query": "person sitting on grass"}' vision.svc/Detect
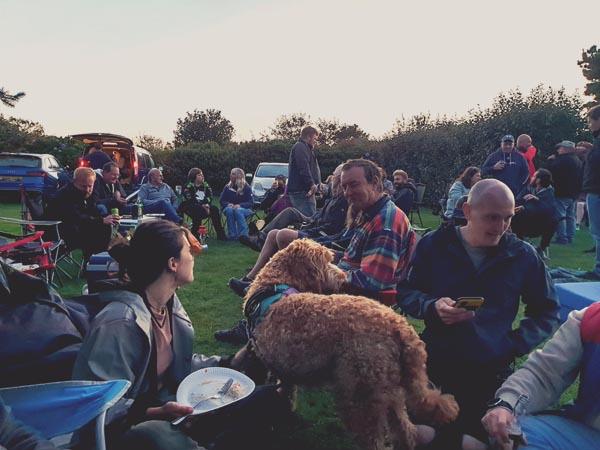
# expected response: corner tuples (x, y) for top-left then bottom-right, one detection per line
(219, 167), (254, 240)
(179, 168), (226, 241)
(444, 166), (481, 219)
(216, 158), (416, 345)
(239, 164), (348, 252)
(72, 220), (290, 450)
(391, 169), (417, 215)
(138, 168), (182, 224)
(396, 178), (560, 450)
(482, 302), (600, 450)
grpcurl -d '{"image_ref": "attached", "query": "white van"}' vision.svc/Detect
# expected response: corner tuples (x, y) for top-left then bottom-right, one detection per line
(247, 162), (289, 205)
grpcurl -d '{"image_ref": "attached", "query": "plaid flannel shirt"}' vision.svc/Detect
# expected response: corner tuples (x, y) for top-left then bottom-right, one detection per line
(338, 195), (416, 293)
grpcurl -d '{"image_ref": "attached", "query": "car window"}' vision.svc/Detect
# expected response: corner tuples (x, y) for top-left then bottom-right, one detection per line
(146, 154), (155, 168)
(255, 164), (289, 178)
(49, 156), (61, 169)
(138, 153), (147, 170)
(0, 155), (42, 168)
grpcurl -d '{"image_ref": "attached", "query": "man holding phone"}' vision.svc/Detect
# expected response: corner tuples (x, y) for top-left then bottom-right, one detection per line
(396, 179), (560, 449)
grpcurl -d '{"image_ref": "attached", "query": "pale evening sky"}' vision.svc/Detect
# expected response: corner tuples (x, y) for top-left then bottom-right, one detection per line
(1, 0), (598, 143)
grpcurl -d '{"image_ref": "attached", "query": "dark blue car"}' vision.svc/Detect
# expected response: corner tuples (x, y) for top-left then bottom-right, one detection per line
(0, 153), (66, 198)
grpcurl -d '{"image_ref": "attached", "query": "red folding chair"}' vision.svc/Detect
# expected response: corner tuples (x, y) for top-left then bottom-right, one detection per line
(0, 230), (57, 284)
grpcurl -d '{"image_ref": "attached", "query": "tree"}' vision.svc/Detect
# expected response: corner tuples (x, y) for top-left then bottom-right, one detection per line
(268, 113), (311, 141)
(173, 109), (234, 147)
(316, 118), (368, 146)
(578, 45), (600, 107)
(136, 134), (168, 154)
(0, 88), (26, 108)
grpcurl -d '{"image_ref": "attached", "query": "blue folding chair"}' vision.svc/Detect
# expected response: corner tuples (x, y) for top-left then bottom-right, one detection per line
(0, 379), (130, 450)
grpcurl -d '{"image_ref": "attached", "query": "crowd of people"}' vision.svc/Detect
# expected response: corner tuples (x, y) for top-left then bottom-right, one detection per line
(4, 106), (600, 450)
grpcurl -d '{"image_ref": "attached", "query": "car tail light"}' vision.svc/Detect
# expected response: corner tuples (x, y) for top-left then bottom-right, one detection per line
(77, 157), (89, 168)
(133, 158), (138, 176)
(27, 171), (47, 177)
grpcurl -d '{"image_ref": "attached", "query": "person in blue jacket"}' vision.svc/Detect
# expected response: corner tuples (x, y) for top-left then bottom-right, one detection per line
(219, 168), (254, 240)
(482, 135), (530, 197)
(397, 179), (560, 449)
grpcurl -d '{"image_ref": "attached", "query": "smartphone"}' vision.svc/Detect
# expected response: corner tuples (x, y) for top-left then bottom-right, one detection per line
(454, 297), (485, 311)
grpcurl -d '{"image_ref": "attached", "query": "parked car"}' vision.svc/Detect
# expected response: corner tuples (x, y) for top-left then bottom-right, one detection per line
(71, 133), (155, 192)
(0, 153), (66, 198)
(247, 162), (289, 205)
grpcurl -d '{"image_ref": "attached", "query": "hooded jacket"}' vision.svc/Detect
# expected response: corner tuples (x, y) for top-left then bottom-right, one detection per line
(397, 224), (560, 369)
(72, 289), (220, 423)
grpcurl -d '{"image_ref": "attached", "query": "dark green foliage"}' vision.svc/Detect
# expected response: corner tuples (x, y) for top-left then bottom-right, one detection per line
(0, 115), (83, 167)
(578, 45), (600, 107)
(173, 109), (235, 146)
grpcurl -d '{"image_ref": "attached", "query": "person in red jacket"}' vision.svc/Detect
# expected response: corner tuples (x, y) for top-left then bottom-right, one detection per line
(517, 134), (537, 179)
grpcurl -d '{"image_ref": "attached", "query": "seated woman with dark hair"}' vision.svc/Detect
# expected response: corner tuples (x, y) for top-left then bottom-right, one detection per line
(444, 166), (481, 219)
(72, 221), (287, 449)
(179, 168), (226, 241)
(511, 168), (559, 255)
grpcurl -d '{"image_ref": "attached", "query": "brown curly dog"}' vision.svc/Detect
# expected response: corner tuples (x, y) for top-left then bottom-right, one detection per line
(231, 239), (459, 450)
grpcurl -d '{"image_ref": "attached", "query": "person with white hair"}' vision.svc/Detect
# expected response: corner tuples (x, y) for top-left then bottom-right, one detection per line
(138, 168), (182, 223)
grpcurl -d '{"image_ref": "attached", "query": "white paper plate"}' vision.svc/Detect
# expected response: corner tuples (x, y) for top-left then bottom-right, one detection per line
(176, 367), (255, 415)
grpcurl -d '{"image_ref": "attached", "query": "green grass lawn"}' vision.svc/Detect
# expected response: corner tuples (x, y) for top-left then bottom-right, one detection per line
(0, 201), (595, 448)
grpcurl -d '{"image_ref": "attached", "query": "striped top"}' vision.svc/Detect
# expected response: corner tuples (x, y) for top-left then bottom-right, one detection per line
(338, 195), (416, 293)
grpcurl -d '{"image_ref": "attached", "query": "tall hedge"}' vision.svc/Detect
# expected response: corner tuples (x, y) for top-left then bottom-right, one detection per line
(156, 86), (589, 204)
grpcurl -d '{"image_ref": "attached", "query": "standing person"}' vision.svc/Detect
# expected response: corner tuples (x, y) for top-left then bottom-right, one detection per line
(516, 134), (537, 179)
(179, 168), (226, 241)
(220, 168), (253, 240)
(482, 135), (529, 197)
(286, 126), (321, 217)
(138, 168), (182, 224)
(546, 140), (583, 245)
(397, 179), (560, 449)
(83, 142), (112, 170)
(444, 166), (481, 219)
(45, 167), (118, 259)
(93, 162), (132, 216)
(583, 105), (600, 280)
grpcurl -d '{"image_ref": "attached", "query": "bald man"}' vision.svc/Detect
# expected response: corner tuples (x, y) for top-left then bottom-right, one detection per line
(46, 167), (118, 259)
(397, 179), (559, 449)
(138, 168), (182, 223)
(516, 134), (537, 179)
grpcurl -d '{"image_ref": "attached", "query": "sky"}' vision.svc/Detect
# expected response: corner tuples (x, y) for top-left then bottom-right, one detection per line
(1, 0), (598, 143)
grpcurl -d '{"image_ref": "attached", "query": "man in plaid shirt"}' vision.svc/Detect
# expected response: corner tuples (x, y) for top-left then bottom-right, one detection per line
(337, 158), (416, 294)
(215, 158), (416, 344)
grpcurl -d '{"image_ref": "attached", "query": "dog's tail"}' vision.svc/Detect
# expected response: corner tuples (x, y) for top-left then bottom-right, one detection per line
(396, 326), (459, 426)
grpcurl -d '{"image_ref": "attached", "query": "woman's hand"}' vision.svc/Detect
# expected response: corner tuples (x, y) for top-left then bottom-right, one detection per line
(232, 204), (240, 209)
(146, 401), (193, 420)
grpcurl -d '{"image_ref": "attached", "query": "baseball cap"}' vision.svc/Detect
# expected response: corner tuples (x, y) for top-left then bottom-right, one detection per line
(501, 134), (515, 143)
(555, 140), (575, 149)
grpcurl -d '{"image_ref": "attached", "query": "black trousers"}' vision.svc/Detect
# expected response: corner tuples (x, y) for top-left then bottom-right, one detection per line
(511, 211), (558, 251)
(185, 204), (226, 240)
(427, 357), (512, 448)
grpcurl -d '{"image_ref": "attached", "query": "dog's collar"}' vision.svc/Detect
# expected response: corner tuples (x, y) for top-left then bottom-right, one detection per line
(244, 284), (299, 329)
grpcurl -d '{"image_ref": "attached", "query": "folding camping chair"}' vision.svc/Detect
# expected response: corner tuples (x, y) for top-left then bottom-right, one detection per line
(0, 228), (60, 285)
(0, 379), (130, 450)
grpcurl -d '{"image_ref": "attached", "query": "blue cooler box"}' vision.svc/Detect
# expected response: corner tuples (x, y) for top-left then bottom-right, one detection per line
(555, 282), (600, 322)
(85, 252), (119, 283)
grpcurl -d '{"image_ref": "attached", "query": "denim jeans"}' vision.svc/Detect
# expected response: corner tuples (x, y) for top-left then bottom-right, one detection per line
(288, 192), (317, 217)
(554, 197), (576, 243)
(223, 206), (252, 239)
(520, 414), (600, 449)
(586, 193), (600, 275)
(143, 199), (182, 224)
